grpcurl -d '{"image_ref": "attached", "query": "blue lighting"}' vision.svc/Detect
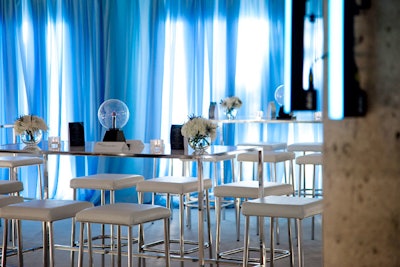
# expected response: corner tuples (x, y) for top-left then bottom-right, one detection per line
(328, 0), (344, 120)
(284, 0), (292, 114)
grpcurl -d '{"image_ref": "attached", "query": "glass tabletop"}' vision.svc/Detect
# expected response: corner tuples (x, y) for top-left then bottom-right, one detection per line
(0, 141), (260, 160)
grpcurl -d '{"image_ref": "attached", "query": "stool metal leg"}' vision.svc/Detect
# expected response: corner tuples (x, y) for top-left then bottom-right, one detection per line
(117, 225), (122, 267)
(48, 221), (55, 267)
(43, 222), (49, 267)
(296, 218), (304, 267)
(298, 164), (303, 197)
(127, 226), (132, 267)
(235, 197), (241, 241)
(78, 222), (84, 267)
(204, 190), (213, 259)
(270, 217), (275, 267)
(312, 165), (316, 240)
(163, 217), (171, 267)
(242, 214), (250, 267)
(37, 164), (43, 199)
(1, 218), (8, 267)
(259, 216), (266, 266)
(70, 217), (77, 267)
(16, 219), (23, 266)
(88, 222), (93, 267)
(288, 218), (294, 267)
(215, 196), (221, 258)
(179, 194), (184, 258)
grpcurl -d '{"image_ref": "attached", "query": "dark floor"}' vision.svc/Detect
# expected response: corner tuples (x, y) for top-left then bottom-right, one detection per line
(1, 207), (322, 266)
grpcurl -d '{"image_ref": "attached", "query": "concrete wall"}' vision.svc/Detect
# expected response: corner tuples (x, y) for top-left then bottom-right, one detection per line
(323, 0), (400, 266)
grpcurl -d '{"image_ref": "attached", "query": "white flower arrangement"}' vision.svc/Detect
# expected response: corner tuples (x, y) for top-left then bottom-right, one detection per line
(181, 115), (218, 149)
(14, 115), (48, 136)
(220, 96), (242, 112)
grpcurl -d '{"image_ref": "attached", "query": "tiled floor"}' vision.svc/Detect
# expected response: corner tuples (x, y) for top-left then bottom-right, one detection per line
(1, 207), (322, 266)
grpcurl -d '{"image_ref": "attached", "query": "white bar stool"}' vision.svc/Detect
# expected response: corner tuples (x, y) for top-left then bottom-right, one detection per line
(136, 176), (212, 258)
(295, 153), (323, 198)
(242, 196), (323, 267)
(0, 156), (44, 198)
(214, 181), (294, 261)
(295, 153), (323, 240)
(180, 154), (236, 226)
(0, 199), (93, 267)
(288, 142), (323, 196)
(237, 151), (295, 183)
(0, 180), (24, 195)
(70, 173), (144, 256)
(70, 173), (145, 205)
(236, 142), (287, 181)
(0, 180), (24, 246)
(287, 142), (323, 154)
(0, 195), (24, 239)
(76, 203), (171, 267)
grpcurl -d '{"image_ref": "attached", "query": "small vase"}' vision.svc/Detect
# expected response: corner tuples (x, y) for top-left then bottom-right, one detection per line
(188, 136), (211, 153)
(20, 130), (43, 146)
(225, 108), (238, 120)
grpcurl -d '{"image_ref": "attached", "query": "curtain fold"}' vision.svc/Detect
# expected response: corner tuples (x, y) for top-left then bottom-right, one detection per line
(0, 0), (323, 203)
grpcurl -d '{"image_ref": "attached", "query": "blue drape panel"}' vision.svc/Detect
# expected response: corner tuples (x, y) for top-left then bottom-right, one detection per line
(0, 0), (323, 203)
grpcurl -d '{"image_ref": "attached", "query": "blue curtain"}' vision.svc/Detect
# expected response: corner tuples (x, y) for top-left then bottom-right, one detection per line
(0, 0), (323, 203)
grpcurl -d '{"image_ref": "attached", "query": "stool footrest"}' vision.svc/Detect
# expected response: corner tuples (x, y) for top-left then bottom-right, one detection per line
(141, 239), (210, 255)
(219, 246), (290, 263)
(76, 234), (139, 250)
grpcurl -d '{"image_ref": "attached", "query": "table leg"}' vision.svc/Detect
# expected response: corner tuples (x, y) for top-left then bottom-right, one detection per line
(43, 154), (49, 199)
(196, 159), (205, 266)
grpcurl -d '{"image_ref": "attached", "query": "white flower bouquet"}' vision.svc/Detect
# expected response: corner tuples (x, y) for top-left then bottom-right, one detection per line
(181, 115), (218, 151)
(14, 115), (48, 137)
(220, 96), (242, 112)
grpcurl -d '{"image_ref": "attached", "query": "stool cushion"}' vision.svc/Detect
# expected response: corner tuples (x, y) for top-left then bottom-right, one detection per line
(287, 142), (323, 152)
(0, 180), (23, 194)
(237, 151), (295, 163)
(0, 195), (24, 207)
(0, 156), (43, 168)
(296, 153), (323, 165)
(213, 181), (294, 199)
(242, 195), (323, 219)
(136, 176), (212, 194)
(76, 203), (171, 225)
(70, 174), (144, 190)
(0, 199), (93, 222)
(204, 154), (236, 162)
(237, 142), (287, 151)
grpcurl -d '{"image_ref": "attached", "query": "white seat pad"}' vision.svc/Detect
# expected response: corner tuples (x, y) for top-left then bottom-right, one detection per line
(0, 156), (43, 168)
(76, 203), (171, 225)
(70, 173), (144, 190)
(237, 151), (295, 163)
(213, 181), (293, 198)
(136, 176), (212, 194)
(287, 142), (323, 152)
(0, 180), (23, 194)
(0, 195), (24, 207)
(0, 199), (93, 222)
(296, 153), (323, 165)
(242, 195), (323, 219)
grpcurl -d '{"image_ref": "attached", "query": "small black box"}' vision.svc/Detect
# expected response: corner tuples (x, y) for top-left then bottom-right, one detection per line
(69, 122), (85, 147)
(170, 125), (184, 150)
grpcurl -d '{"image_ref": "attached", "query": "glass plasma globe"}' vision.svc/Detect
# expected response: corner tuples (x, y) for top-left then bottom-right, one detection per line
(274, 85), (285, 106)
(97, 99), (129, 130)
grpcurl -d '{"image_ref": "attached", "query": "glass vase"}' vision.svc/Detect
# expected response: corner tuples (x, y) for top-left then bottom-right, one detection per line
(188, 136), (211, 153)
(20, 130), (43, 146)
(225, 108), (238, 120)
